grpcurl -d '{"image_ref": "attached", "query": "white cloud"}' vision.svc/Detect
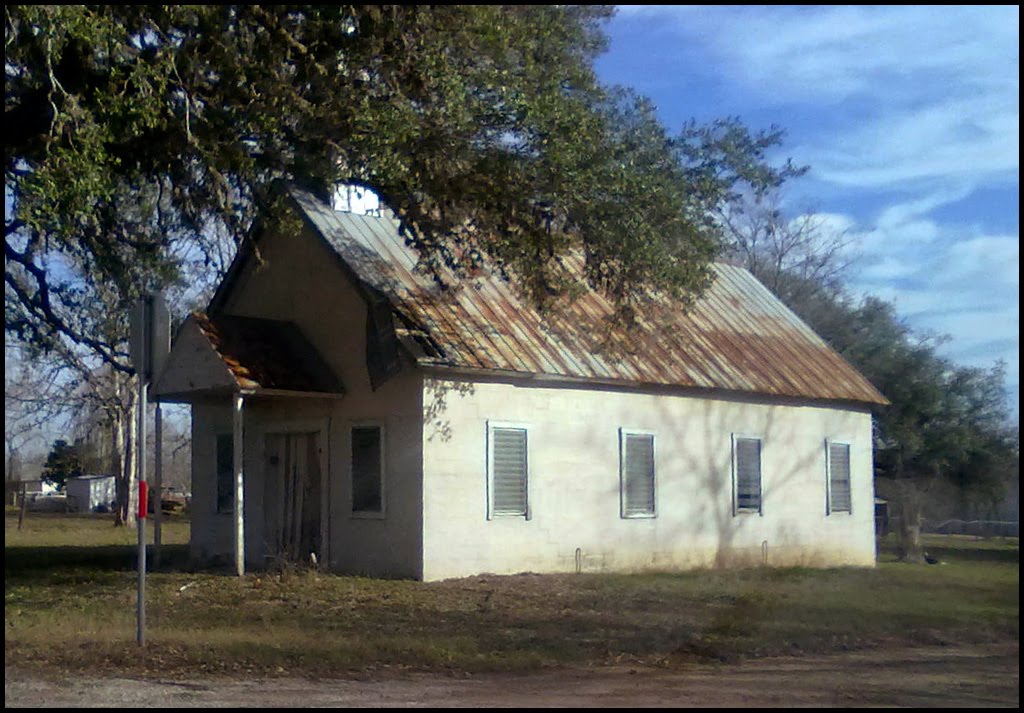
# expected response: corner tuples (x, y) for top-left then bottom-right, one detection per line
(615, 5), (1020, 191)
(807, 95), (1019, 189)
(849, 219), (1019, 397)
(855, 217), (940, 262)
(620, 6), (1019, 102)
(857, 256), (917, 283)
(798, 211), (856, 235)
(875, 187), (976, 230)
(942, 235), (1020, 286)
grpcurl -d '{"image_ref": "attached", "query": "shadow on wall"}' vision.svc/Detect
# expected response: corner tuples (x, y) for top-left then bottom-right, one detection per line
(423, 379), (476, 444)
(653, 394), (830, 568)
(422, 372), (841, 571)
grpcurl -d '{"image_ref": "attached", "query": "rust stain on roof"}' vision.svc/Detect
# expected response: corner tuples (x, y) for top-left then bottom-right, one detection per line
(291, 189), (888, 406)
(192, 312), (343, 394)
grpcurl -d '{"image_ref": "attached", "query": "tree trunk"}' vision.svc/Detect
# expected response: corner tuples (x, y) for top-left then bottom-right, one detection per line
(111, 410), (125, 525)
(114, 389), (138, 527)
(896, 503), (926, 563)
(5, 445), (20, 507)
(892, 481), (926, 563)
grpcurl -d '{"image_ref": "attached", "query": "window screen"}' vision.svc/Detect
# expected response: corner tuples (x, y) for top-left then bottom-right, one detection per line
(216, 433), (233, 514)
(352, 426), (383, 513)
(828, 442), (852, 513)
(735, 437), (762, 514)
(621, 432), (655, 517)
(490, 427), (528, 517)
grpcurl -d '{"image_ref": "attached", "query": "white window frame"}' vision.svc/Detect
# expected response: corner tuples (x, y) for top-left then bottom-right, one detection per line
(350, 421), (386, 519)
(486, 421), (530, 520)
(732, 434), (764, 516)
(825, 439), (853, 516)
(619, 428), (657, 519)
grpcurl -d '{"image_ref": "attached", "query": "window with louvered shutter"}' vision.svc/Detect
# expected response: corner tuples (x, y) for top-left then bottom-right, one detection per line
(828, 442), (852, 514)
(621, 431), (656, 517)
(489, 426), (528, 517)
(734, 436), (762, 514)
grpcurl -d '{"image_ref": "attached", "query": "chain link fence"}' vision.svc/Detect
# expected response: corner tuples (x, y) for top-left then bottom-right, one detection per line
(923, 519), (1019, 539)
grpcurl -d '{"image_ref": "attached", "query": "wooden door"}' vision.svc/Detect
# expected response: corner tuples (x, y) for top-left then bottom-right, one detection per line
(264, 432), (322, 564)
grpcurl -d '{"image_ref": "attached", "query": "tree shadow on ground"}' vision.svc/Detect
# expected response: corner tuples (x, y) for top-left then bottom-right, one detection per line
(5, 544), (191, 582)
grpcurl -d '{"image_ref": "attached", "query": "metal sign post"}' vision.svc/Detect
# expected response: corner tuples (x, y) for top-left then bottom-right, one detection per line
(136, 355), (148, 647)
(129, 292), (170, 647)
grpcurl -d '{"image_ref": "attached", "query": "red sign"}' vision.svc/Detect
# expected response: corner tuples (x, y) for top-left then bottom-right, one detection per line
(138, 481), (148, 520)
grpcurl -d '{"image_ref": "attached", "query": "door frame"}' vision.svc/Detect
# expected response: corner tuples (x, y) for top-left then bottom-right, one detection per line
(258, 415), (331, 567)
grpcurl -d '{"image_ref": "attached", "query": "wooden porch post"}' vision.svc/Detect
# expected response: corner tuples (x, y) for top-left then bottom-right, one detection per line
(233, 393), (245, 577)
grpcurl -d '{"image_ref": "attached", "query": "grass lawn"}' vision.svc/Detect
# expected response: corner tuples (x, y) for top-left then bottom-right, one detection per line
(5, 512), (1019, 677)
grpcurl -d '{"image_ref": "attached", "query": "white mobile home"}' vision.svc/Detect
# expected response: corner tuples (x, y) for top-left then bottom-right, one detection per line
(153, 187), (888, 581)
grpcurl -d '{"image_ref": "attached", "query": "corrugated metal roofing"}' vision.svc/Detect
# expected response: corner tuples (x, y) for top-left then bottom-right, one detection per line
(193, 312), (343, 394)
(291, 189), (888, 406)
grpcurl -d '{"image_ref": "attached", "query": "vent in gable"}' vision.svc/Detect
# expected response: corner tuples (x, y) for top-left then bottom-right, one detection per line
(365, 289), (403, 390)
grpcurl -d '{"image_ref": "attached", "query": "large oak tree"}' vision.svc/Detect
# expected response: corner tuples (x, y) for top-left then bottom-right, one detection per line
(5, 5), (740, 357)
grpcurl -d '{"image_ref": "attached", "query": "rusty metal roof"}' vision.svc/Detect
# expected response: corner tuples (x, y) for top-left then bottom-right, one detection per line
(193, 312), (344, 394)
(291, 189), (887, 406)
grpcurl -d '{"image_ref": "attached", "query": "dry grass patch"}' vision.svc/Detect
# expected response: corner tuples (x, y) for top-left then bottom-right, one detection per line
(5, 514), (1018, 678)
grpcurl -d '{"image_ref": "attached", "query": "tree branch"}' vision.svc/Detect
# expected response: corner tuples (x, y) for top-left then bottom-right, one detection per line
(5, 236), (133, 372)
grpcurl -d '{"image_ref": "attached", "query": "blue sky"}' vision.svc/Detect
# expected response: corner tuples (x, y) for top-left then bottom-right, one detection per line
(596, 5), (1019, 419)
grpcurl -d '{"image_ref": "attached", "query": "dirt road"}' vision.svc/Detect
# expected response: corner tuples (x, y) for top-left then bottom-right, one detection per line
(5, 644), (1018, 708)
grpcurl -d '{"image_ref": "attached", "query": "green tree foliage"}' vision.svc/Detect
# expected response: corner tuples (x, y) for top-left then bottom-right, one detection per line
(675, 117), (809, 210)
(42, 438), (83, 491)
(5, 4), (762, 362)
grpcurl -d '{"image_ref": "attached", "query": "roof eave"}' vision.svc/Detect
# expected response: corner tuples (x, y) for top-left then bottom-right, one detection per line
(418, 362), (888, 410)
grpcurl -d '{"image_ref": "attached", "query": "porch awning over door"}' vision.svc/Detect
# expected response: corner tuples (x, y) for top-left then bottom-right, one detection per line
(151, 312), (344, 403)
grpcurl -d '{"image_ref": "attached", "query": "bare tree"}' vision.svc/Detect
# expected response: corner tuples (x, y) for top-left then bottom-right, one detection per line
(5, 340), (142, 523)
(716, 189), (856, 305)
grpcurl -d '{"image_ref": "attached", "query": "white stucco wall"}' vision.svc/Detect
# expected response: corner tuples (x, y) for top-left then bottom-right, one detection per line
(189, 397), (233, 564)
(420, 376), (876, 581)
(190, 219), (424, 578)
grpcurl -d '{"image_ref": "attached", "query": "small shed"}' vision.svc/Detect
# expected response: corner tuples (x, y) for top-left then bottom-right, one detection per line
(66, 474), (117, 513)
